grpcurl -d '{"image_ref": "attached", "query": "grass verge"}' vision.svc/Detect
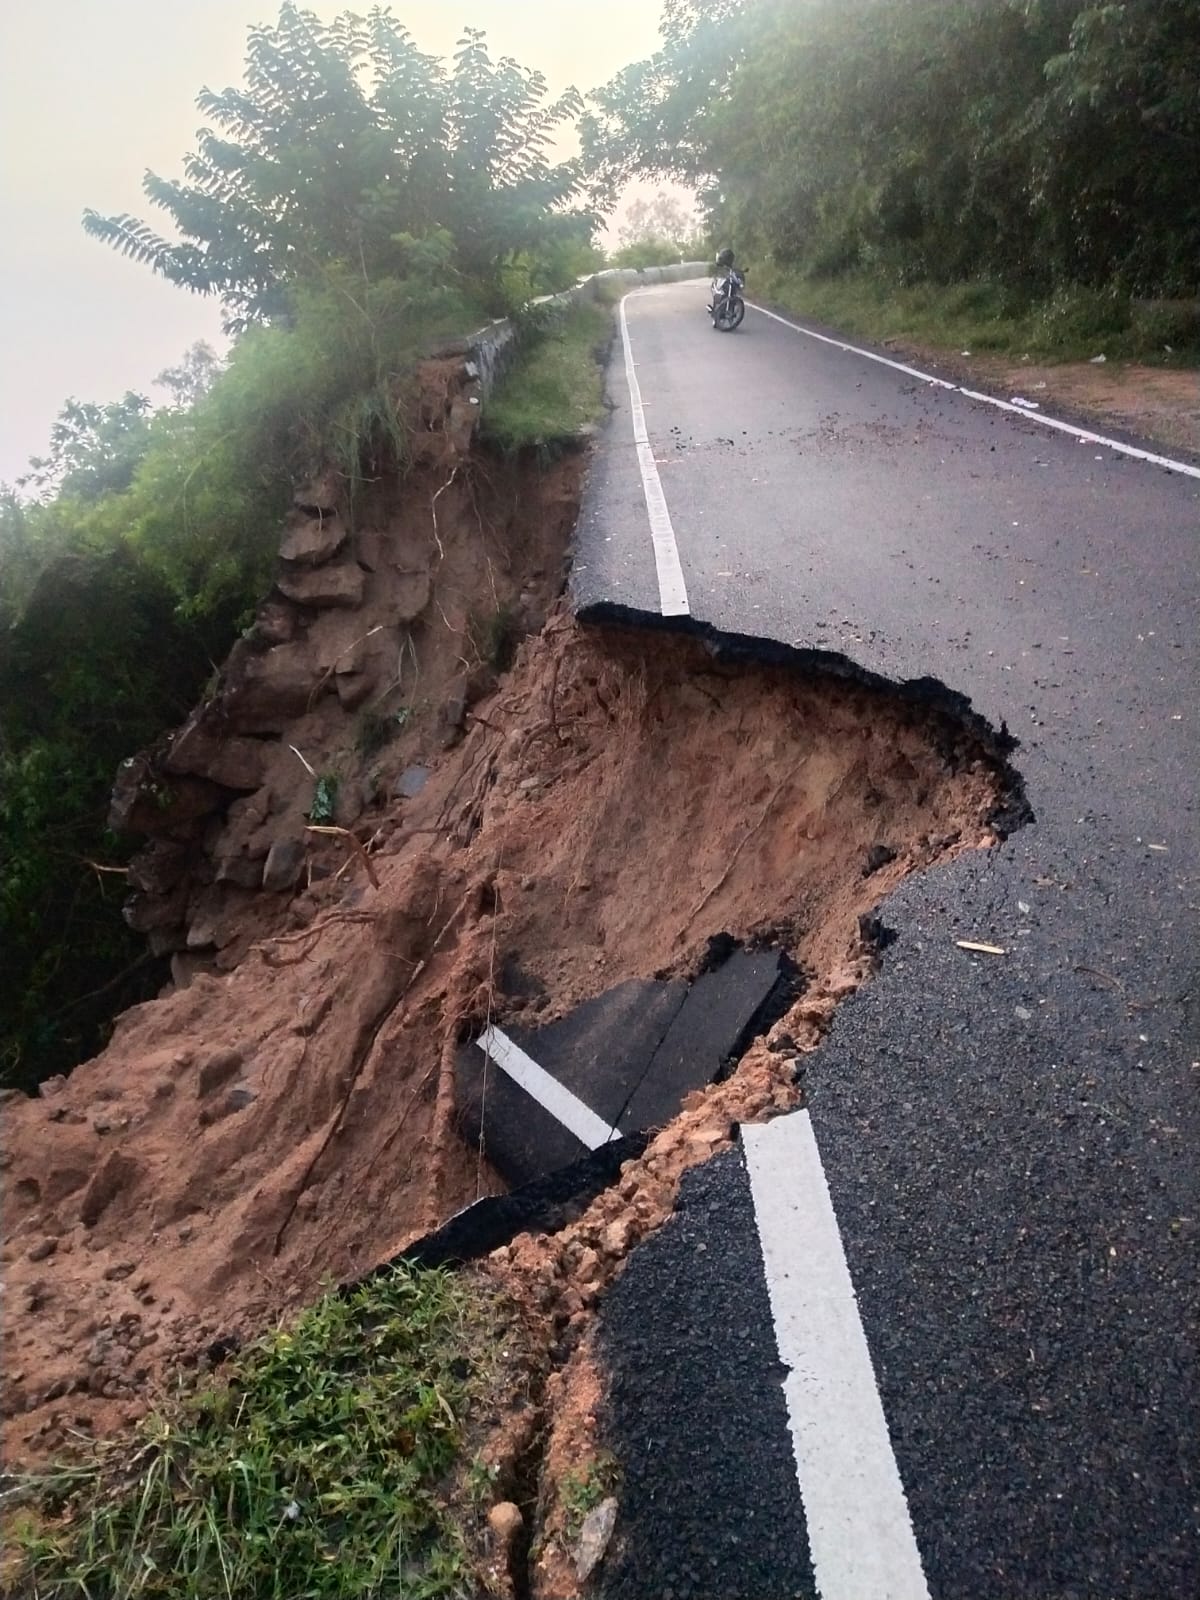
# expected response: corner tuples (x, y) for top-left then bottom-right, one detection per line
(483, 302), (611, 453)
(3, 1264), (526, 1599)
(752, 267), (1200, 367)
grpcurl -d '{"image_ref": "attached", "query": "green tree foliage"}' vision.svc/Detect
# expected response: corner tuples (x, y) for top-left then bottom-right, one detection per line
(0, 267), (474, 1092)
(83, 4), (596, 326)
(154, 340), (224, 410)
(0, 550), (213, 1092)
(586, 0), (1200, 297)
(18, 393), (153, 502)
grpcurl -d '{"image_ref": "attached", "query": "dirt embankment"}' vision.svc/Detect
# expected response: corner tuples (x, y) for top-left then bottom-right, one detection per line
(2, 591), (1015, 1466)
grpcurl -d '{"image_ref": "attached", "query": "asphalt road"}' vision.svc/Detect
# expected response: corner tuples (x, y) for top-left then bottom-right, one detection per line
(576, 283), (1199, 1598)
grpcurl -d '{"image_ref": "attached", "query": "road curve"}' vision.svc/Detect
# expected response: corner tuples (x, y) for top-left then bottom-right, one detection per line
(574, 281), (1199, 1599)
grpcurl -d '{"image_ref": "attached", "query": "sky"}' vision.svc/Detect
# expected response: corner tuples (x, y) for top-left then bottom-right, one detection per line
(0, 0), (680, 486)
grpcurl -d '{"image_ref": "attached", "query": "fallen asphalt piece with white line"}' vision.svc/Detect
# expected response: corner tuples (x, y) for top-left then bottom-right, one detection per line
(458, 949), (790, 1187)
(573, 281), (1198, 1597)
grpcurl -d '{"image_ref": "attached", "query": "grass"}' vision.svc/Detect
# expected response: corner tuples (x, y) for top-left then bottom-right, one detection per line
(752, 267), (1200, 366)
(483, 302), (611, 453)
(4, 1264), (515, 1599)
(558, 1453), (620, 1543)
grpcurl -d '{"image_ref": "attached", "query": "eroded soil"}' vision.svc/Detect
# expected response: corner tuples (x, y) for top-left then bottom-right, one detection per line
(1, 611), (1013, 1469)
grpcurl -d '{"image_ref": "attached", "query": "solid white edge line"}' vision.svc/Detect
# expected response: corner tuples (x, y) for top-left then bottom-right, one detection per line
(750, 301), (1200, 482)
(619, 292), (691, 615)
(743, 1111), (931, 1600)
(476, 1025), (618, 1152)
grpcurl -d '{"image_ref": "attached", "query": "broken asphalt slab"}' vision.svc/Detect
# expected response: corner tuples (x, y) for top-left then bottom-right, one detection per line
(457, 949), (789, 1189)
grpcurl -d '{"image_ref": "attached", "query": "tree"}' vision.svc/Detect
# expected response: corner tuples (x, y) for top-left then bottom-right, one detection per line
(155, 341), (224, 409)
(17, 392), (152, 501)
(617, 194), (700, 251)
(83, 5), (595, 326)
(1031, 0), (1200, 291)
(586, 0), (1200, 295)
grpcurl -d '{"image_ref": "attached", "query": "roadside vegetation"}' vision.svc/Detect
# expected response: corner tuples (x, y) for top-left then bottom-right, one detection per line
(750, 270), (1200, 366)
(585, 0), (1200, 364)
(606, 193), (707, 271)
(3, 1265), (526, 1599)
(483, 302), (612, 454)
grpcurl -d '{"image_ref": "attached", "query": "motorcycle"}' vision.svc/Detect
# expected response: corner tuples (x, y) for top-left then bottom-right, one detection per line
(709, 265), (746, 332)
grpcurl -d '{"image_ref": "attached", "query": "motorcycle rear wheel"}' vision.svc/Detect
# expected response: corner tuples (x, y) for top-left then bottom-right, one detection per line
(714, 295), (745, 332)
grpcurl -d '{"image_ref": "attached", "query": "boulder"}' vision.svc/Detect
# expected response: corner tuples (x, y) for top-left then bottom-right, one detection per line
(126, 840), (192, 897)
(310, 610), (377, 676)
(352, 533), (431, 621)
(277, 558), (365, 610)
(213, 849), (267, 888)
(279, 508), (348, 567)
(335, 673), (374, 710)
(123, 884), (189, 934)
(447, 393), (479, 455)
(109, 756), (224, 838)
(393, 564), (431, 622)
(292, 470), (340, 515)
(262, 837), (307, 893)
(223, 788), (275, 856)
(224, 641), (323, 732)
(164, 718), (267, 792)
(254, 598), (298, 645)
(185, 886), (250, 950)
(170, 952), (218, 991)
(394, 765), (430, 799)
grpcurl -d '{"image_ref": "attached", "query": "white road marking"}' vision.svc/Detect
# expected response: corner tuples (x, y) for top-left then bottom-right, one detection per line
(750, 302), (1200, 482)
(476, 1025), (618, 1150)
(743, 1110), (931, 1600)
(619, 293), (691, 615)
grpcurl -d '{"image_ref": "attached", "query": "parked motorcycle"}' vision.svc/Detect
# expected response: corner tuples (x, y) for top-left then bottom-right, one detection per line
(709, 265), (746, 332)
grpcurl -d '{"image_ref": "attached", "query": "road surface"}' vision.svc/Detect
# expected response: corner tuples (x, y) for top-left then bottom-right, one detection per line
(573, 282), (1199, 1599)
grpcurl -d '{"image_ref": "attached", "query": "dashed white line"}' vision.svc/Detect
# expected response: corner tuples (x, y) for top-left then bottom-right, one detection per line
(750, 302), (1200, 482)
(743, 1110), (931, 1600)
(619, 293), (691, 615)
(476, 1025), (618, 1150)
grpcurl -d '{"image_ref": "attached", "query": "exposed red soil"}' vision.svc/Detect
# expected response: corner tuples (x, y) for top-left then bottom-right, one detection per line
(2, 607), (1005, 1468)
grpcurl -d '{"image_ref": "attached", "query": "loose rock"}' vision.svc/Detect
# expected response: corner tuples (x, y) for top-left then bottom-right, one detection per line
(575, 1496), (619, 1582)
(487, 1500), (523, 1541)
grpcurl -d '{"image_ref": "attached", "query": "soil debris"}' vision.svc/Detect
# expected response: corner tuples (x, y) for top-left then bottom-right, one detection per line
(3, 610), (1014, 1483)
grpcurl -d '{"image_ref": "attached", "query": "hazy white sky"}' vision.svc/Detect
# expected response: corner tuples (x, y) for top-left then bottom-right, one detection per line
(0, 0), (675, 485)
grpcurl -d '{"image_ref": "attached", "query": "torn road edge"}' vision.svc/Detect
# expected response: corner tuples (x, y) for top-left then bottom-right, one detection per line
(573, 601), (1033, 839)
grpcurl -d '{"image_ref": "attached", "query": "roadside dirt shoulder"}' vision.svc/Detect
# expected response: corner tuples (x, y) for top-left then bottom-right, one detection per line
(902, 343), (1200, 458)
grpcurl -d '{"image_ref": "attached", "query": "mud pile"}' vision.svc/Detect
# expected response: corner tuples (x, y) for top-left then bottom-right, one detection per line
(1, 606), (1015, 1464)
